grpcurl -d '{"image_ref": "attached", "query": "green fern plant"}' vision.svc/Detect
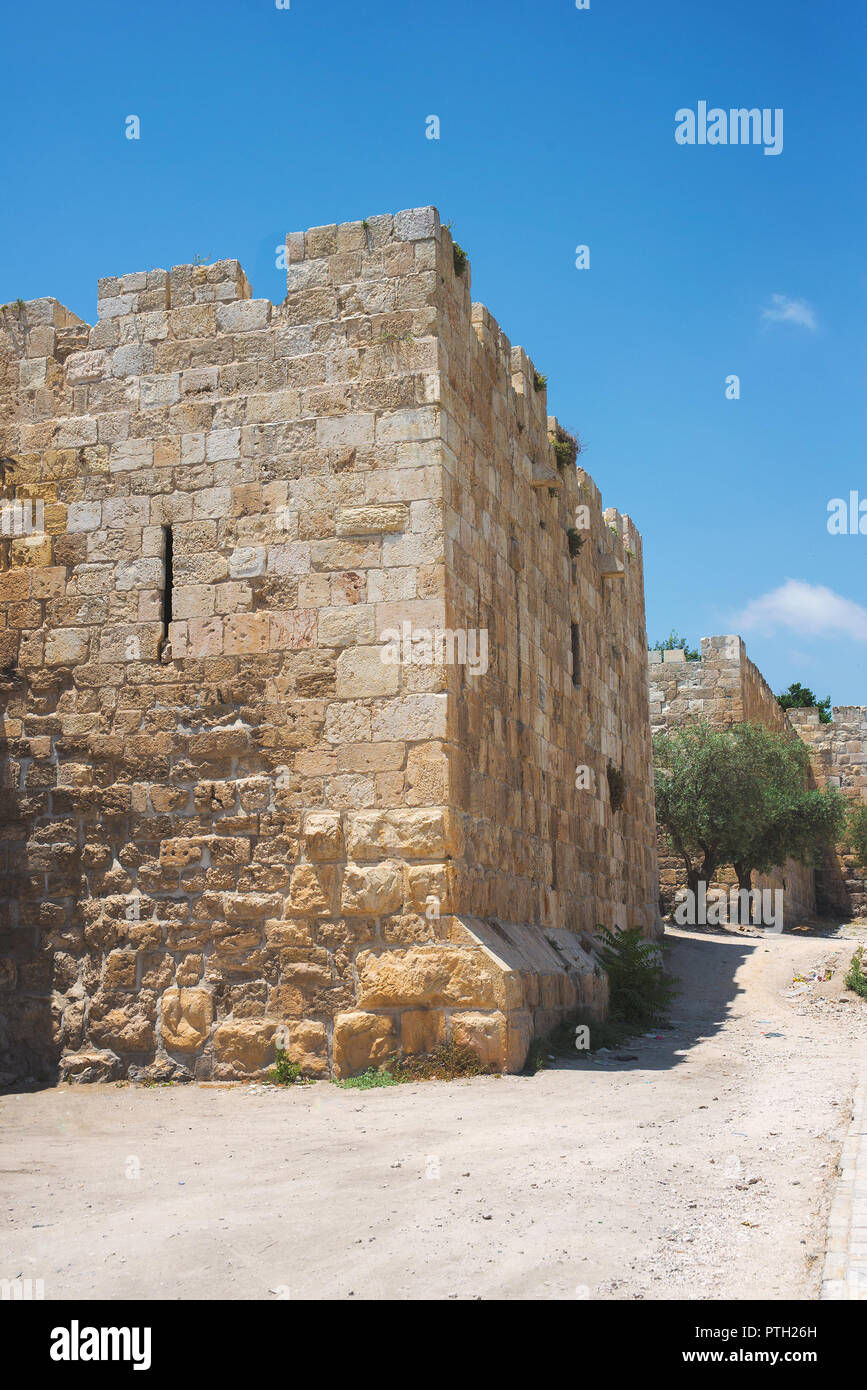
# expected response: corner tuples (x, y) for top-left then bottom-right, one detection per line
(595, 925), (676, 1027)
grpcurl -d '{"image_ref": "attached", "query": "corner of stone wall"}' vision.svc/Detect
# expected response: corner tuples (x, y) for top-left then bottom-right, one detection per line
(334, 913), (609, 1076)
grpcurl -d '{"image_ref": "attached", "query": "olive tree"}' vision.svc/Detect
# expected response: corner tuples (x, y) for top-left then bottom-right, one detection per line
(653, 721), (846, 913)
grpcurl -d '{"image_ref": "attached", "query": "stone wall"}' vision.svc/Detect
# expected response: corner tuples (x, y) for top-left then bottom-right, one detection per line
(0, 206), (659, 1085)
(648, 636), (817, 921)
(788, 706), (867, 918)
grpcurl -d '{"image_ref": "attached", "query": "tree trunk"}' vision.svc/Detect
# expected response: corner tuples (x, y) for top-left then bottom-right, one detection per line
(734, 862), (754, 923)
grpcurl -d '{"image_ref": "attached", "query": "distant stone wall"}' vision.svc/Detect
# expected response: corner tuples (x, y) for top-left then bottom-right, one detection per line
(788, 706), (867, 918)
(648, 636), (817, 922)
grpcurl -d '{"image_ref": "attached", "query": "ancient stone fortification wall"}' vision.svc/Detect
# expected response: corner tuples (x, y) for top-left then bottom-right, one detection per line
(648, 636), (816, 920)
(438, 265), (659, 939)
(788, 706), (867, 918)
(0, 207), (659, 1085)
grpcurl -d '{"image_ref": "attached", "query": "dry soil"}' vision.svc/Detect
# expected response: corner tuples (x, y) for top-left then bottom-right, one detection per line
(2, 923), (866, 1300)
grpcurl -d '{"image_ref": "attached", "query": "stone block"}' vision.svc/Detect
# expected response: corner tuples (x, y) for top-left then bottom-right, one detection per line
(356, 946), (498, 1009)
(333, 1011), (397, 1078)
(281, 1020), (328, 1077)
(449, 1011), (507, 1068)
(341, 861), (404, 915)
(160, 987), (214, 1051)
(213, 1020), (277, 1075)
(345, 809), (448, 859)
(335, 645), (399, 698)
(288, 864), (336, 914)
(302, 812), (344, 860)
(400, 1009), (445, 1055)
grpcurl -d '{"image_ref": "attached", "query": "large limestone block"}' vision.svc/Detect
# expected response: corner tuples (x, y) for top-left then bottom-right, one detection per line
(449, 1011), (508, 1068)
(288, 864), (336, 914)
(345, 808), (449, 860)
(302, 812), (344, 860)
(335, 645), (399, 698)
(336, 505), (408, 536)
(283, 1020), (328, 1077)
(407, 863), (452, 913)
(400, 1009), (445, 1055)
(356, 946), (499, 1009)
(160, 987), (214, 1051)
(59, 1049), (122, 1083)
(370, 694), (447, 741)
(340, 861), (404, 915)
(333, 1011), (397, 1077)
(213, 1020), (277, 1075)
(45, 628), (89, 665)
(87, 996), (156, 1052)
(223, 892), (284, 923)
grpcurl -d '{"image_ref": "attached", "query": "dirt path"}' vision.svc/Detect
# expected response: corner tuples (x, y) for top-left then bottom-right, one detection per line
(2, 924), (867, 1301)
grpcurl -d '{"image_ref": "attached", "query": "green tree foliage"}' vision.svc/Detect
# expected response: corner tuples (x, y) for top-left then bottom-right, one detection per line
(652, 630), (700, 661)
(776, 681), (832, 724)
(653, 721), (846, 911)
(846, 803), (867, 870)
(653, 722), (752, 897)
(723, 724), (845, 896)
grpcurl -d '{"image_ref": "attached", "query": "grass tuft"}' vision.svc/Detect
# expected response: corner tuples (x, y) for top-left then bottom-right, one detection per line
(267, 1047), (304, 1086)
(333, 1041), (494, 1088)
(845, 947), (867, 999)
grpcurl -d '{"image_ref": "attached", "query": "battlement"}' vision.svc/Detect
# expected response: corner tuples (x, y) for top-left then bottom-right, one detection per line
(1, 207), (636, 539)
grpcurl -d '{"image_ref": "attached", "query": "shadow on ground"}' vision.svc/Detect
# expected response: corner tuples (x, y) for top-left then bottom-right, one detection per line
(543, 926), (757, 1077)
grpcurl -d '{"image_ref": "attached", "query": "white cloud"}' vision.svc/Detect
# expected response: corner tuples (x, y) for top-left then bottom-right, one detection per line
(732, 580), (867, 642)
(760, 293), (817, 331)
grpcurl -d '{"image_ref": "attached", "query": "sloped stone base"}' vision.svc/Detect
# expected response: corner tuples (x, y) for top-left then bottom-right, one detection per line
(332, 915), (608, 1077)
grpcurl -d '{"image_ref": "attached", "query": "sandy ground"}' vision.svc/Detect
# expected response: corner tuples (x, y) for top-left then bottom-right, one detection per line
(2, 923), (867, 1302)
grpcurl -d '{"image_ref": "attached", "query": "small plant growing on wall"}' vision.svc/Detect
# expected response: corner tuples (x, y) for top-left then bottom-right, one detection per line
(567, 527), (585, 557)
(443, 221), (468, 276)
(607, 761), (625, 812)
(551, 423), (581, 470)
(533, 370), (547, 392)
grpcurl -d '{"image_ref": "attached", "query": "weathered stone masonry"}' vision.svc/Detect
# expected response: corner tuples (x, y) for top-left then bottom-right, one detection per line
(649, 635), (867, 921)
(788, 705), (867, 919)
(0, 207), (660, 1084)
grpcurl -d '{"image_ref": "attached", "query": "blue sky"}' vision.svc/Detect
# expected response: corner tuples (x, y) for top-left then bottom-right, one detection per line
(1, 0), (864, 703)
